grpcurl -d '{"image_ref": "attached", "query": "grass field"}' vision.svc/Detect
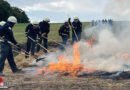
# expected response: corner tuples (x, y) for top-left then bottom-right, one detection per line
(13, 22), (90, 44)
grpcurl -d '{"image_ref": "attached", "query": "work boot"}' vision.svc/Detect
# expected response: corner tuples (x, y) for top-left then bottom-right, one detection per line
(13, 69), (24, 73)
(25, 55), (29, 59)
(25, 52), (29, 59)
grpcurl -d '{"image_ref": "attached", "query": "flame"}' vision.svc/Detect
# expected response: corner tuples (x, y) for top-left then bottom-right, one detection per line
(37, 43), (96, 77)
(87, 40), (93, 48)
(121, 53), (130, 59)
(87, 35), (97, 48)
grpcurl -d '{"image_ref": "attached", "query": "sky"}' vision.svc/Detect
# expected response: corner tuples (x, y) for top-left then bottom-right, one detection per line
(5, 0), (130, 22)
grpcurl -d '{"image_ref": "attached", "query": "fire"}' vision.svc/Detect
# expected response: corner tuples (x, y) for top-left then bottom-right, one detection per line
(37, 43), (96, 77)
(121, 53), (130, 59)
(87, 35), (97, 48)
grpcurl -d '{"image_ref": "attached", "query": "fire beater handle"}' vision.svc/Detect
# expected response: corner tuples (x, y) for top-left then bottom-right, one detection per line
(68, 18), (79, 41)
(27, 36), (50, 53)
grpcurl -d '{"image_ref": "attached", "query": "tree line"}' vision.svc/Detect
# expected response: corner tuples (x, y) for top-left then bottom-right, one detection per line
(0, 0), (29, 23)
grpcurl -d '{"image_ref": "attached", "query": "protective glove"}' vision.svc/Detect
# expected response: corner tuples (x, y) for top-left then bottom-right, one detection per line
(42, 33), (46, 37)
(37, 37), (41, 41)
(16, 44), (21, 51)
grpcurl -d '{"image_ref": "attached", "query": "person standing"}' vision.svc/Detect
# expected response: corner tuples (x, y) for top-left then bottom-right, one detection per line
(0, 16), (22, 75)
(25, 21), (41, 58)
(91, 20), (95, 27)
(37, 17), (50, 53)
(108, 19), (113, 26)
(72, 16), (82, 44)
(59, 21), (70, 50)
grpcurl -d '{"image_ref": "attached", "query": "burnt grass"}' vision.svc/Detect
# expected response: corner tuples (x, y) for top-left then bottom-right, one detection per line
(2, 73), (130, 90)
(3, 42), (130, 90)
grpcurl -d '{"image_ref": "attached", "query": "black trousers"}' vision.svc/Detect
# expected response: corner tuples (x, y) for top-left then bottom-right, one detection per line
(60, 35), (68, 50)
(62, 35), (68, 45)
(26, 38), (36, 56)
(37, 36), (48, 53)
(72, 32), (81, 44)
(0, 42), (18, 73)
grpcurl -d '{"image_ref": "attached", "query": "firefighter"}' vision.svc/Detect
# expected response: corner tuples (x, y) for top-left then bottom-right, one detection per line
(104, 19), (108, 24)
(0, 16), (22, 75)
(108, 19), (113, 26)
(37, 17), (50, 53)
(59, 21), (70, 50)
(0, 21), (6, 27)
(72, 16), (82, 44)
(102, 19), (105, 24)
(25, 21), (41, 58)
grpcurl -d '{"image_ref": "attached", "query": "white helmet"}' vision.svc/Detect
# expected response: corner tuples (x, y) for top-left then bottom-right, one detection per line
(44, 17), (50, 22)
(32, 21), (39, 25)
(0, 21), (6, 26)
(8, 16), (17, 23)
(74, 16), (79, 20)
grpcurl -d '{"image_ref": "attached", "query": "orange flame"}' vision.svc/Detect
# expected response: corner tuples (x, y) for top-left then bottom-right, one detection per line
(37, 43), (96, 77)
(121, 53), (130, 59)
(87, 35), (97, 48)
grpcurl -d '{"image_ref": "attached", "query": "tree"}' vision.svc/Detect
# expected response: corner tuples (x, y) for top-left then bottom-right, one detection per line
(11, 7), (29, 23)
(0, 0), (29, 23)
(0, 0), (12, 21)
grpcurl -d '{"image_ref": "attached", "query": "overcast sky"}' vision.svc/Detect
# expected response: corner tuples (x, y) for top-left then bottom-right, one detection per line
(5, 0), (130, 22)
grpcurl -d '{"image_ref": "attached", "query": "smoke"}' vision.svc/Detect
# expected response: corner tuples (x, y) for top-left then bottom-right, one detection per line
(33, 21), (130, 73)
(103, 0), (130, 21)
(82, 22), (130, 72)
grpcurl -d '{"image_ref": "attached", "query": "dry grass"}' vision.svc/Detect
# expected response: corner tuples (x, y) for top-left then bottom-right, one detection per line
(2, 74), (130, 90)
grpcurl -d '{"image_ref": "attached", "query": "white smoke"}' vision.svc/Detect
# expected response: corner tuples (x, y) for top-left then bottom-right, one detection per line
(33, 22), (130, 73)
(82, 22), (130, 72)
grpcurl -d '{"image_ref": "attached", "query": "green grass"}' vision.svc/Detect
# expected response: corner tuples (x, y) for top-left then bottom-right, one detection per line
(13, 22), (90, 44)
